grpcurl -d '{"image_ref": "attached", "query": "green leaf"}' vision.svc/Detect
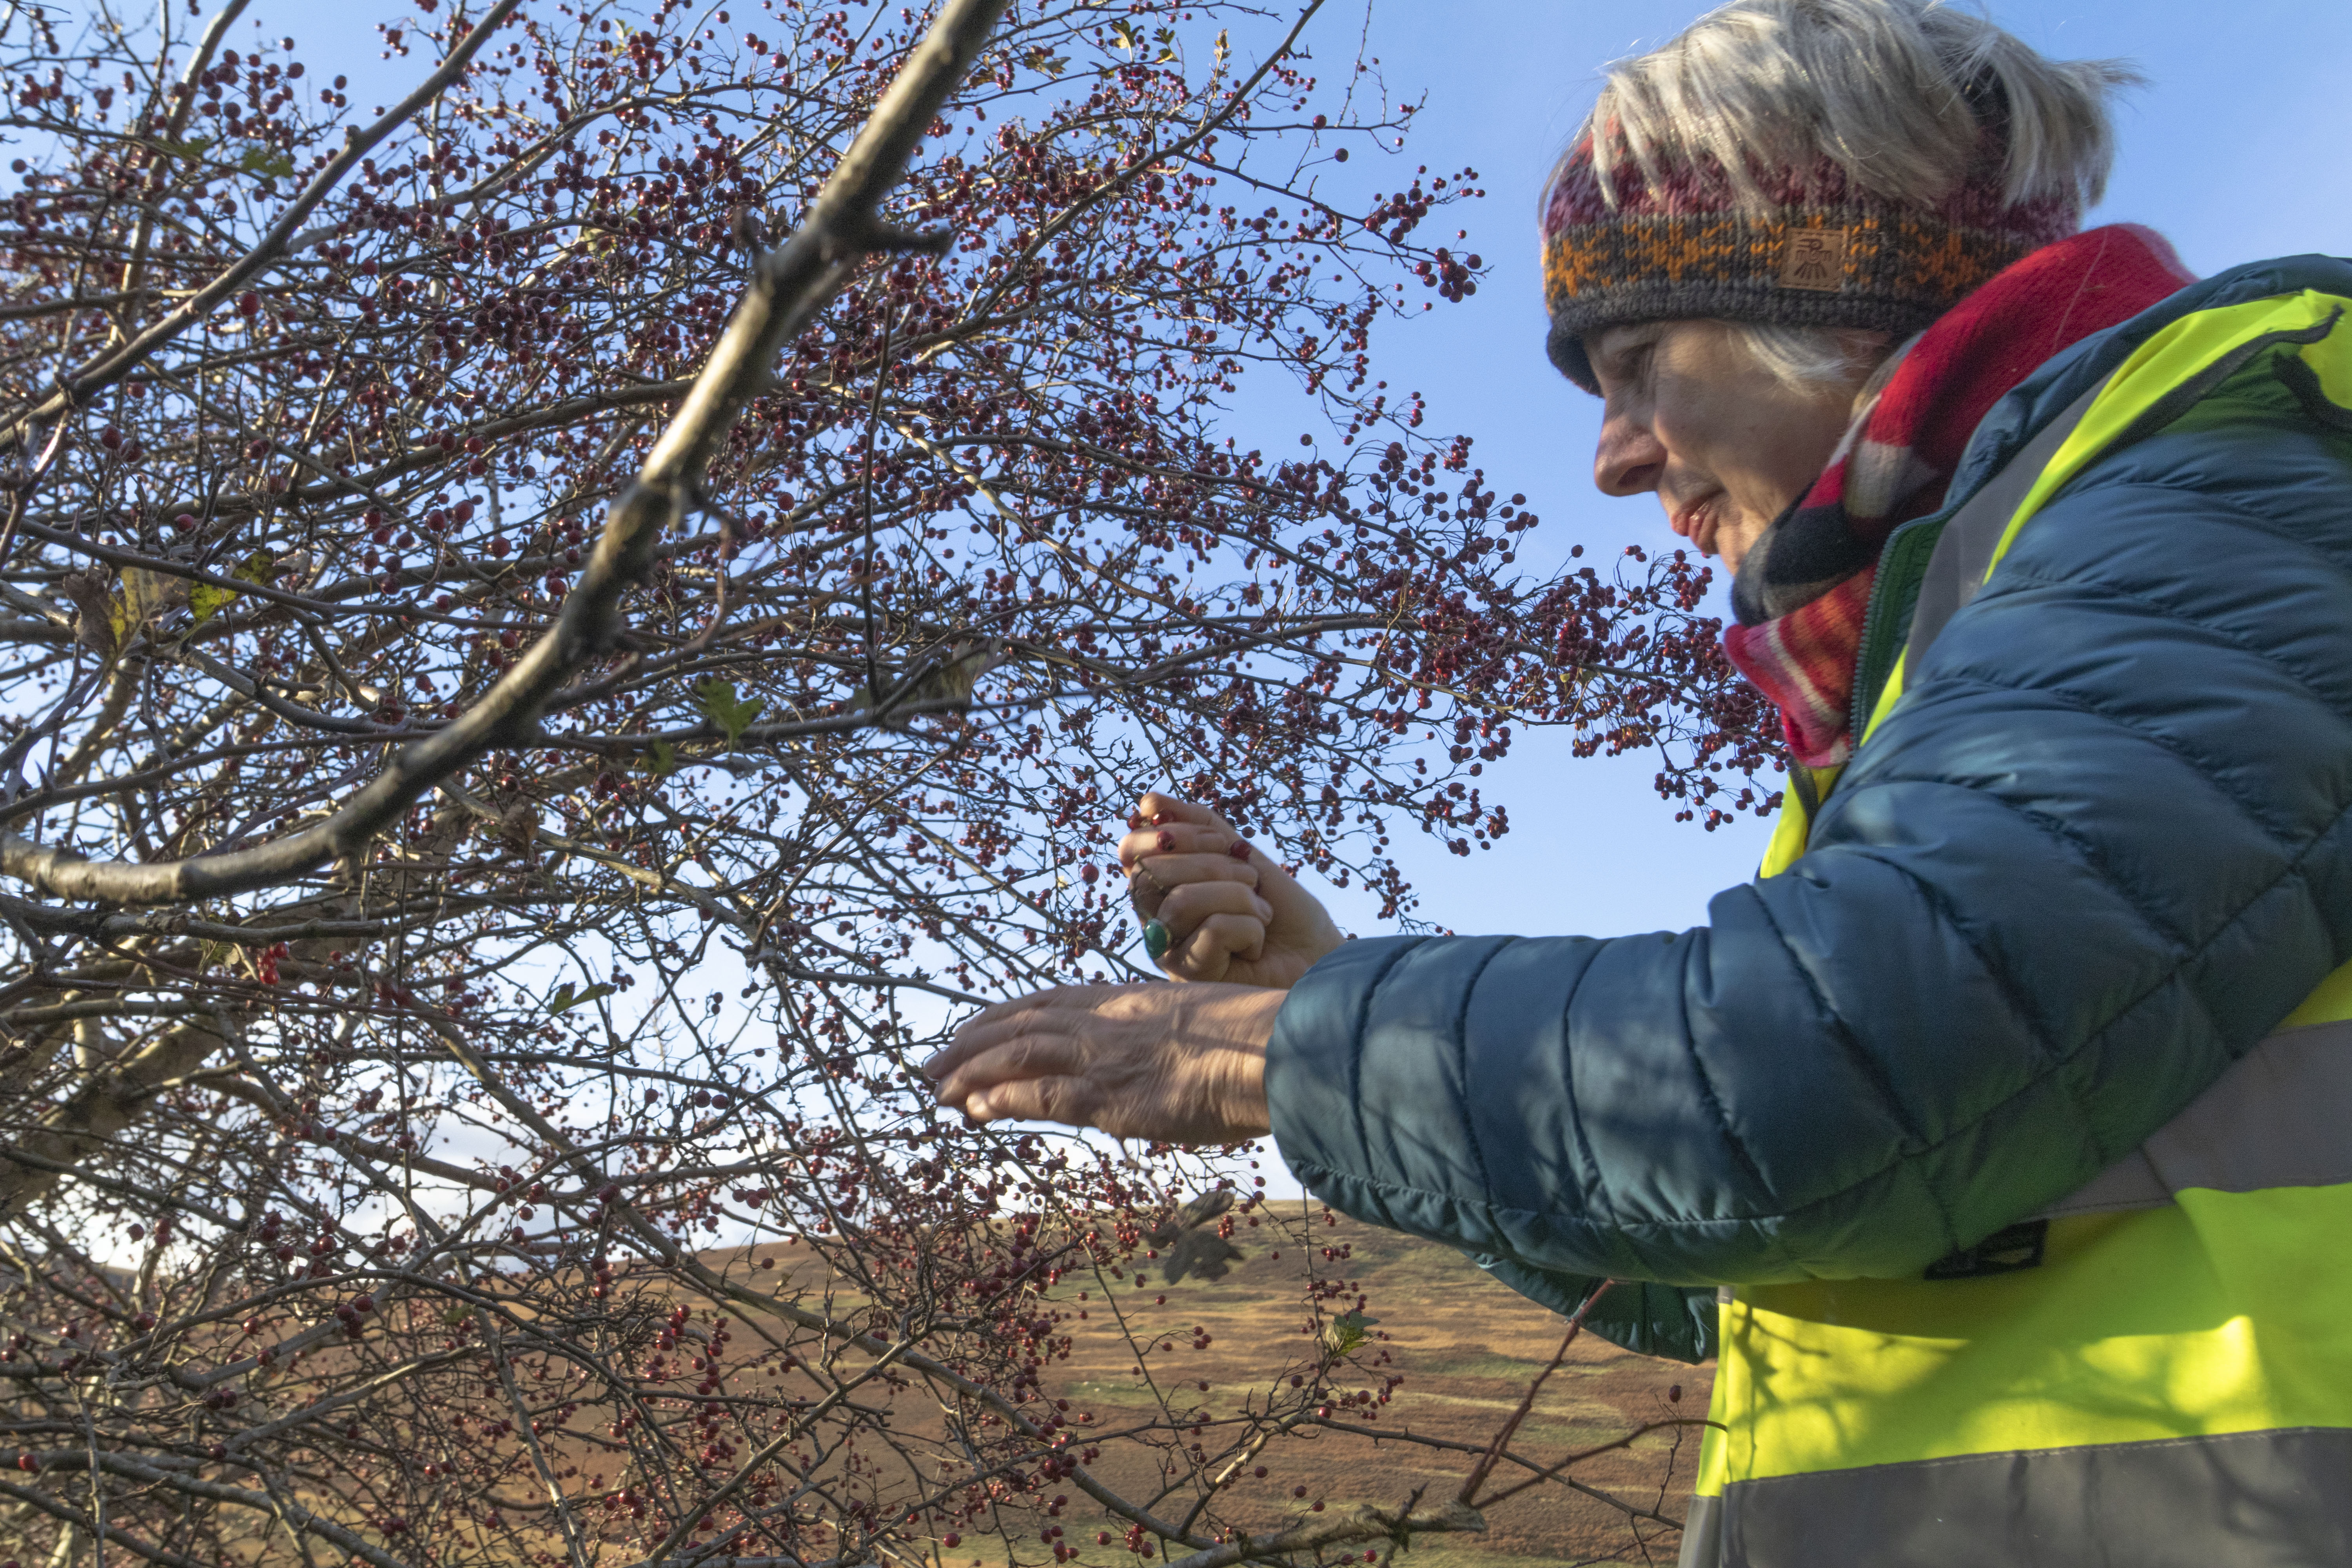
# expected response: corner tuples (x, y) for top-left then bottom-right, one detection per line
(644, 740), (679, 778)
(548, 981), (617, 1017)
(190, 549), (276, 626)
(1323, 1309), (1380, 1358)
(238, 146), (295, 179)
(189, 582), (235, 625)
(695, 679), (764, 748)
(151, 136), (214, 163)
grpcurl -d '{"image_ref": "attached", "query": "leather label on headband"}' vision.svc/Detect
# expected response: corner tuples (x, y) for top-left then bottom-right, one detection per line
(1778, 227), (1847, 292)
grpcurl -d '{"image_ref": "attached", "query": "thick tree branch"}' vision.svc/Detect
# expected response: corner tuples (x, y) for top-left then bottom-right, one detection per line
(0, 0), (1012, 905)
(0, 1020), (230, 1217)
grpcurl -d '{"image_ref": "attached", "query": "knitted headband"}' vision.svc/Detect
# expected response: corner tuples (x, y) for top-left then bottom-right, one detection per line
(1542, 134), (2082, 393)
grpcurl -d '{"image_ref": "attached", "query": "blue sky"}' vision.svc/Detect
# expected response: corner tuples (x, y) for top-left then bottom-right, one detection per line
(1283, 0), (2352, 943)
(161, 2), (2352, 1206)
(274, 0), (2352, 941)
(1208, 0), (2352, 1197)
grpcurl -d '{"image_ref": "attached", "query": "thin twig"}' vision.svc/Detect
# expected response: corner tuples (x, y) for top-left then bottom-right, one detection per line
(0, 0), (1014, 905)
(5, 0), (523, 444)
(1457, 1279), (1615, 1507)
(857, 305), (904, 705)
(1158, 1493), (1485, 1568)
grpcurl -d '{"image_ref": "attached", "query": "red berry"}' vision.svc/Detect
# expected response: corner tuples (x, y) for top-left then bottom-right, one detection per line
(942, 1535), (959, 1549)
(1227, 841), (1252, 861)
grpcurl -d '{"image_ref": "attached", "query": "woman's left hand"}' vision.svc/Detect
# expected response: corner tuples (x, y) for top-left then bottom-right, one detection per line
(923, 982), (1282, 1144)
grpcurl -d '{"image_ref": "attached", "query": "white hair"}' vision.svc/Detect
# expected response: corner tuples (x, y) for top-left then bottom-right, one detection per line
(1586, 0), (2139, 213)
(1727, 322), (1895, 390)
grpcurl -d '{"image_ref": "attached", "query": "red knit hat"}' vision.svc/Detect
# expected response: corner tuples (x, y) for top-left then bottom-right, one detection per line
(1542, 133), (2081, 392)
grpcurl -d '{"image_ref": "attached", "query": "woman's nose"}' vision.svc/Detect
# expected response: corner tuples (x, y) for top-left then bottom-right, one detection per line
(1593, 412), (1665, 497)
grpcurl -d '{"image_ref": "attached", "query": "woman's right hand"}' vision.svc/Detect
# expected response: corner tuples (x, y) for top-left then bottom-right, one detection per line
(1120, 791), (1343, 989)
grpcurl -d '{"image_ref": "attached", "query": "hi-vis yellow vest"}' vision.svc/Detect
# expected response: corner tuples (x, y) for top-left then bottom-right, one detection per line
(1682, 290), (2352, 1566)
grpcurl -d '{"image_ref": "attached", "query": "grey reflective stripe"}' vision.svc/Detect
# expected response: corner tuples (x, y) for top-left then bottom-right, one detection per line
(1710, 1426), (2352, 1568)
(2038, 1018), (2352, 1219)
(1677, 1493), (1723, 1568)
(1902, 374), (2112, 680)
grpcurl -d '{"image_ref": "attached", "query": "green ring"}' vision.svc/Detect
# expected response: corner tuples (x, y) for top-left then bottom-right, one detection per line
(1142, 919), (1171, 962)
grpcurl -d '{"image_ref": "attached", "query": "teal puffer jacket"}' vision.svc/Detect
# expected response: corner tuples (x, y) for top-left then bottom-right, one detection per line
(1265, 255), (2352, 1363)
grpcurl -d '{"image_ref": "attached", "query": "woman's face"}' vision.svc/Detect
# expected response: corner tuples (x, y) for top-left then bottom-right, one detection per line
(1587, 319), (1866, 577)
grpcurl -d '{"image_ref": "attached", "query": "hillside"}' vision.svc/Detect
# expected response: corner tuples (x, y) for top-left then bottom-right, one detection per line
(926, 1211), (1711, 1568)
(258, 1214), (1708, 1568)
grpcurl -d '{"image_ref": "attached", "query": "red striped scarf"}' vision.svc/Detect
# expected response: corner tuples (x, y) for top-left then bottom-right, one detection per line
(1721, 225), (2195, 766)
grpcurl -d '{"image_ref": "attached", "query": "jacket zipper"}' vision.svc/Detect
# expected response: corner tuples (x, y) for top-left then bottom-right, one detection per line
(1846, 515), (1939, 746)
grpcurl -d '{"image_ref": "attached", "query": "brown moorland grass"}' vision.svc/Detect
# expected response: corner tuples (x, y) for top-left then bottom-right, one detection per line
(156, 1214), (1705, 1568)
(731, 1211), (1713, 1568)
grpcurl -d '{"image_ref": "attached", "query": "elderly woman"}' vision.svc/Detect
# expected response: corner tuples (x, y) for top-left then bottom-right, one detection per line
(926, 2), (2352, 1563)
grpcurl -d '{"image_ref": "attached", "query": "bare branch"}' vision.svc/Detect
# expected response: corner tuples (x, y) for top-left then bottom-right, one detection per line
(0, 0), (1014, 904)
(7, 0), (522, 438)
(1161, 1497), (1486, 1568)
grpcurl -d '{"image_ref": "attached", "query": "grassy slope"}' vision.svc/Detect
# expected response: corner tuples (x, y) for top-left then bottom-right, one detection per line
(963, 1211), (1712, 1568)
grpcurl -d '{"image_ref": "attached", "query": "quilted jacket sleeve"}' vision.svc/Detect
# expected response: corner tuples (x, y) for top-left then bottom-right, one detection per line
(1267, 265), (2352, 1328)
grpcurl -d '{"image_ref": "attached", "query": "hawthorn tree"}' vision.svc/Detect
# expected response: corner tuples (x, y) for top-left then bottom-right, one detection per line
(0, 0), (1769, 1565)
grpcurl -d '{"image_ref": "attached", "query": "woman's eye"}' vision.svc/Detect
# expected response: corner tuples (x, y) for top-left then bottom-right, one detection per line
(1600, 340), (1653, 394)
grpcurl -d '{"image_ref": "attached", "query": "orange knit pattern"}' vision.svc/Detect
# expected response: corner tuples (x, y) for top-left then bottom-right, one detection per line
(1539, 140), (2080, 393)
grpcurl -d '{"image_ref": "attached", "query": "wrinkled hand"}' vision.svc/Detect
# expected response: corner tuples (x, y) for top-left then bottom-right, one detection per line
(924, 982), (1281, 1144)
(1121, 792), (1342, 987)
